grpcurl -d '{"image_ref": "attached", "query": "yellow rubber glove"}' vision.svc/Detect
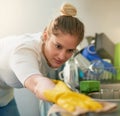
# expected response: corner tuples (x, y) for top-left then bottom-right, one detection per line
(44, 80), (103, 112)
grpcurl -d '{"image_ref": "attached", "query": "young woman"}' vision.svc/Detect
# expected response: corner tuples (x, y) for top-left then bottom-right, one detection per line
(0, 3), (102, 116)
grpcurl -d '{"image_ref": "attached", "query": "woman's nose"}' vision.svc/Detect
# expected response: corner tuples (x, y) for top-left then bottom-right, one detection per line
(58, 50), (67, 60)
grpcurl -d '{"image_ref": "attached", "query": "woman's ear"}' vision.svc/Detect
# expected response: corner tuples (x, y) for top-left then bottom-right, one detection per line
(43, 31), (48, 42)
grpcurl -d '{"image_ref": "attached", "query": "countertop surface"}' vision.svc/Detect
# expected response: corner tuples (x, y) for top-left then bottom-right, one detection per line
(86, 101), (120, 116)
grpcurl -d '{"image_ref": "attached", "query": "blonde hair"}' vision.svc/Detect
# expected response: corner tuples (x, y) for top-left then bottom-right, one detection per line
(60, 3), (77, 16)
(46, 3), (84, 43)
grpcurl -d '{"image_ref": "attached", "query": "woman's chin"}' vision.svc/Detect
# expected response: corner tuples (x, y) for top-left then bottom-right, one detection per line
(51, 63), (62, 69)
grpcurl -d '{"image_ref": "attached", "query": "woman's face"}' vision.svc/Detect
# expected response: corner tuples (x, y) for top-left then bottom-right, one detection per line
(42, 32), (80, 68)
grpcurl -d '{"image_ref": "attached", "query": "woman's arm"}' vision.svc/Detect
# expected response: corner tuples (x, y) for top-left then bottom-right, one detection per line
(24, 74), (55, 100)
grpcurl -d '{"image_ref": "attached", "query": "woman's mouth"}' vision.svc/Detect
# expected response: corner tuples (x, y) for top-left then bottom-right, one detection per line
(54, 59), (64, 65)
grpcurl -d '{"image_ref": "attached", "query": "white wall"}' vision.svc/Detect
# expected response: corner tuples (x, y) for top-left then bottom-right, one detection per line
(76, 0), (120, 43)
(0, 0), (80, 37)
(0, 0), (120, 43)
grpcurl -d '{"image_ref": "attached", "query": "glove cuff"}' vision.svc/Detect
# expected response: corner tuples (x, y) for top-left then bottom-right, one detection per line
(44, 80), (71, 103)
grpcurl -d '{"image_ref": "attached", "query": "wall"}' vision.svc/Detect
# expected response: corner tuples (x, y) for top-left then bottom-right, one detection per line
(76, 0), (120, 43)
(0, 0), (120, 43)
(0, 0), (80, 37)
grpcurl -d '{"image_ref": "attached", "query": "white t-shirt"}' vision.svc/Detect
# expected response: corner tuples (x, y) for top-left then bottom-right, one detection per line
(0, 32), (63, 106)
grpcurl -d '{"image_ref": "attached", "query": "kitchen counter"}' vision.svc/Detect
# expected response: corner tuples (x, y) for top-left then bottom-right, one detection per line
(86, 101), (120, 116)
(86, 83), (120, 116)
(51, 100), (119, 116)
(51, 83), (120, 116)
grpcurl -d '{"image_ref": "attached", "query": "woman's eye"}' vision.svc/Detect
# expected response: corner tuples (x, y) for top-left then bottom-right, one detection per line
(55, 44), (62, 49)
(68, 49), (75, 53)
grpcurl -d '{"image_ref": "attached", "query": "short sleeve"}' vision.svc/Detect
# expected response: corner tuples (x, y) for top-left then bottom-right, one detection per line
(10, 43), (41, 86)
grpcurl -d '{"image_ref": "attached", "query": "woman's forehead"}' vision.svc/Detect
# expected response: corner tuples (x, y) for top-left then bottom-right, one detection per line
(51, 34), (79, 49)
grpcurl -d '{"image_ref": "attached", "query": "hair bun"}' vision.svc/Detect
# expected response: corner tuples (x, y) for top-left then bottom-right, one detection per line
(60, 3), (77, 16)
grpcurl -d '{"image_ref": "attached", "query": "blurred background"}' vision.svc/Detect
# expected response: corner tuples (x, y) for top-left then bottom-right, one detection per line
(0, 0), (120, 116)
(0, 0), (120, 43)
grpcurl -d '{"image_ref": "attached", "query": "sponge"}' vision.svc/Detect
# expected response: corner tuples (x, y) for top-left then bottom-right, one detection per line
(80, 80), (100, 94)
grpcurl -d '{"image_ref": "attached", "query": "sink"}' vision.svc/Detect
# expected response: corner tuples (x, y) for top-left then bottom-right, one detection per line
(88, 83), (120, 116)
(88, 83), (120, 101)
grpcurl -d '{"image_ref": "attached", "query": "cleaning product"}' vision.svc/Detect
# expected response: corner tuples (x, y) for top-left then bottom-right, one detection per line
(81, 44), (116, 74)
